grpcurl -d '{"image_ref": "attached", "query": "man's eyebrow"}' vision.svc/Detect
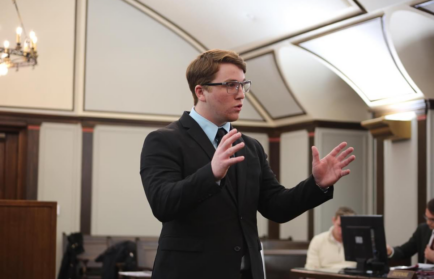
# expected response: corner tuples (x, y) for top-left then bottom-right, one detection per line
(223, 79), (246, 82)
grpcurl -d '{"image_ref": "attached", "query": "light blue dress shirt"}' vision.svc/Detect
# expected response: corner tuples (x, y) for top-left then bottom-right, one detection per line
(189, 107), (231, 149)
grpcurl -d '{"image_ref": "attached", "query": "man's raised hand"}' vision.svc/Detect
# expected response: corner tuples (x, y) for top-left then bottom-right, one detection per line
(312, 142), (355, 188)
(211, 129), (245, 181)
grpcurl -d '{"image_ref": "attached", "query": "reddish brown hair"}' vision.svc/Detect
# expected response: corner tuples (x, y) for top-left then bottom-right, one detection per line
(186, 49), (246, 105)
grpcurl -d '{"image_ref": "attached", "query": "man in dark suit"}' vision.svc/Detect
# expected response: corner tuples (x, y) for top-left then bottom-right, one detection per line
(140, 49), (355, 279)
(388, 198), (434, 263)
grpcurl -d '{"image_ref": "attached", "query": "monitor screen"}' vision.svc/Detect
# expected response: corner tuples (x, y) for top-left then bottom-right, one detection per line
(341, 215), (389, 275)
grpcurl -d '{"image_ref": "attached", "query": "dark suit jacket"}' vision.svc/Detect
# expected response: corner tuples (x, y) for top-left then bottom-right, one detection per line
(392, 223), (432, 263)
(140, 112), (333, 279)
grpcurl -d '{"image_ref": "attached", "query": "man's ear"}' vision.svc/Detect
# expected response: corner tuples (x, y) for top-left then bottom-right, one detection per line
(195, 85), (207, 102)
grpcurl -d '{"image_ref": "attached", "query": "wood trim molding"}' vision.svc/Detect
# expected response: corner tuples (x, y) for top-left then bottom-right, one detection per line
(0, 111), (366, 133)
(376, 139), (384, 216)
(417, 116), (427, 224)
(308, 129), (315, 241)
(268, 136), (281, 239)
(25, 125), (40, 200)
(80, 123), (94, 234)
(428, 99), (434, 110)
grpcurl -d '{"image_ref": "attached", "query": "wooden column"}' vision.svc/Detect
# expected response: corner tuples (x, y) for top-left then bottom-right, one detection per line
(268, 135), (281, 239)
(376, 139), (384, 216)
(417, 114), (427, 224)
(25, 125), (40, 200)
(81, 124), (95, 234)
(307, 129), (315, 240)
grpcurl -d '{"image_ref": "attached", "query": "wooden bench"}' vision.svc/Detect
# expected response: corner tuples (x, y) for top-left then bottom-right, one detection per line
(62, 234), (159, 278)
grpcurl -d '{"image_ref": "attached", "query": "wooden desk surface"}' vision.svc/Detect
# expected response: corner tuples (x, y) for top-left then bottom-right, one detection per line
(290, 268), (368, 279)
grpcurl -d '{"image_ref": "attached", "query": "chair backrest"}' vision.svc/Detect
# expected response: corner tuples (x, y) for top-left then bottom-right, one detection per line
(261, 240), (309, 250)
(108, 236), (139, 246)
(263, 249), (307, 279)
(77, 235), (109, 267)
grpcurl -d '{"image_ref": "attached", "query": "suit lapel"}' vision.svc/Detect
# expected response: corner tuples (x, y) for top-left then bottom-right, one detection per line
(180, 113), (244, 207)
(180, 112), (215, 160)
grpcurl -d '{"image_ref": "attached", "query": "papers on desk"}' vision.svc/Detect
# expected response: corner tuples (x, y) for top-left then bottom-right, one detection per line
(118, 271), (152, 277)
(418, 264), (434, 270)
(390, 263), (434, 271)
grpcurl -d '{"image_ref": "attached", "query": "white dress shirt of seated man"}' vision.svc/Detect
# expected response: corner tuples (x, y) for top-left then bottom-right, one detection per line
(305, 207), (357, 271)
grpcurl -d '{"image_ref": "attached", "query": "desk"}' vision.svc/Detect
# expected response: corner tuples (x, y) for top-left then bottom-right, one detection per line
(118, 271), (152, 278)
(291, 268), (434, 279)
(291, 268), (363, 279)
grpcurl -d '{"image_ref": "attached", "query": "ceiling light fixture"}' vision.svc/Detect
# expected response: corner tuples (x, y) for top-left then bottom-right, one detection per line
(0, 0), (38, 77)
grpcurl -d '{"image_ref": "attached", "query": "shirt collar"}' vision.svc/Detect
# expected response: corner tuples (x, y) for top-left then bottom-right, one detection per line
(189, 107), (231, 148)
(328, 226), (341, 244)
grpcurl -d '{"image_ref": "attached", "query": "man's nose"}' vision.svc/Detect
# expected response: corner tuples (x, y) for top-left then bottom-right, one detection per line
(235, 85), (245, 99)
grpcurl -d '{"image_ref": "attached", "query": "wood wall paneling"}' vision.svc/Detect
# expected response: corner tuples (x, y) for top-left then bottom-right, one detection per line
(81, 125), (94, 234)
(0, 200), (57, 279)
(376, 138), (384, 215)
(268, 136), (281, 239)
(26, 125), (40, 200)
(308, 130), (315, 240)
(417, 115), (427, 224)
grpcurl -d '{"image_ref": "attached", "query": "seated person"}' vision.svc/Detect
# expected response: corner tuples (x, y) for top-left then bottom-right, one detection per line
(305, 207), (357, 270)
(387, 198), (434, 263)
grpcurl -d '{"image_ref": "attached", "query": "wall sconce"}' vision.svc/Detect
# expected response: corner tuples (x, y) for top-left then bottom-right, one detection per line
(361, 112), (415, 141)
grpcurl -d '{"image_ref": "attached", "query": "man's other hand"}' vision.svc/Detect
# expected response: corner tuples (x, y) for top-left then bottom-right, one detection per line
(312, 142), (356, 188)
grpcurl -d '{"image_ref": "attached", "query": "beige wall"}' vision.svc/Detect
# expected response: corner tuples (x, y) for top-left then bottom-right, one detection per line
(314, 128), (371, 234)
(384, 119), (418, 245)
(243, 132), (270, 238)
(38, 123), (82, 274)
(91, 125), (161, 236)
(279, 130), (309, 240)
(383, 118), (418, 263)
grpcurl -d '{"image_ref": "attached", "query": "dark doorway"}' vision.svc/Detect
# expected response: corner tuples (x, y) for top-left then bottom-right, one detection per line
(0, 128), (26, 199)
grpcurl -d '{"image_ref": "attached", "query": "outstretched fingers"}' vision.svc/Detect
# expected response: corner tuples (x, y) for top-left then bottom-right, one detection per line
(341, 169), (351, 177)
(219, 129), (241, 150)
(339, 155), (356, 169)
(336, 146), (354, 161)
(327, 142), (347, 157)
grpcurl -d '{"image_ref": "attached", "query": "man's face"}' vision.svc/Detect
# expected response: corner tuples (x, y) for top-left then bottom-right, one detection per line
(332, 216), (343, 242)
(425, 209), (434, 230)
(199, 63), (245, 126)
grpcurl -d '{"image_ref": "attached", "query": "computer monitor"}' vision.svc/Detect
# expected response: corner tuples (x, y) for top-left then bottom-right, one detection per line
(341, 215), (389, 275)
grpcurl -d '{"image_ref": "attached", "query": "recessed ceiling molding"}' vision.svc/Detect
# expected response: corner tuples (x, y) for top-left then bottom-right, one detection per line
(245, 51), (305, 120)
(122, 0), (207, 52)
(414, 0), (434, 16)
(297, 17), (424, 108)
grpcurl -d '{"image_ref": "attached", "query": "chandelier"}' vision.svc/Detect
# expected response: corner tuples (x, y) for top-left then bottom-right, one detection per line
(0, 0), (38, 76)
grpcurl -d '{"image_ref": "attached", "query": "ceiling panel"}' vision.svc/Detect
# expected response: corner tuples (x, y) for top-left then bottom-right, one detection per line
(246, 52), (304, 119)
(299, 17), (422, 107)
(388, 9), (434, 99)
(139, 0), (361, 51)
(238, 100), (264, 121)
(278, 45), (369, 122)
(357, 0), (410, 12)
(415, 1), (434, 15)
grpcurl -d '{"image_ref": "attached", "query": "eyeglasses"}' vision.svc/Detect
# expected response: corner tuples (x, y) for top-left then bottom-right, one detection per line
(424, 215), (434, 222)
(202, 80), (251, 95)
